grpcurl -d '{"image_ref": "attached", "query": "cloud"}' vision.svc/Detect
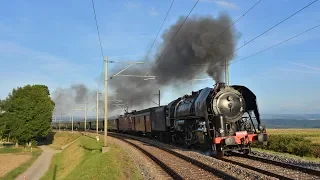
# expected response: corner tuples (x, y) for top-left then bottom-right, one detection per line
(148, 8), (159, 16)
(124, 1), (141, 9)
(199, 0), (239, 9)
(0, 41), (95, 98)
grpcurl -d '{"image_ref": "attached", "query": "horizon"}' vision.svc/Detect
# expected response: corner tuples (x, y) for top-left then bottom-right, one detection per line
(1, 0), (319, 116)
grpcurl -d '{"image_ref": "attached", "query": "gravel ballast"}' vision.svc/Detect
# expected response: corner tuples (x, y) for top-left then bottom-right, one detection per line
(251, 151), (320, 171)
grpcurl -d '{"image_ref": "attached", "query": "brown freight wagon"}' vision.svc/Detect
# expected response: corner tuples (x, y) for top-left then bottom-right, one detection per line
(118, 113), (134, 132)
(132, 108), (152, 133)
(107, 116), (119, 132)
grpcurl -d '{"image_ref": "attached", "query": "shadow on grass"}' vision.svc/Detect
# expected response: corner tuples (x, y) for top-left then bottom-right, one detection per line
(52, 165), (57, 180)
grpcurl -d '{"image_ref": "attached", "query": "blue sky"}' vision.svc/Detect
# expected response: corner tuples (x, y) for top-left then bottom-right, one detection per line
(0, 0), (320, 114)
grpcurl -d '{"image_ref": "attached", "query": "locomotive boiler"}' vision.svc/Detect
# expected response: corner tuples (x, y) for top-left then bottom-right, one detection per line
(167, 82), (268, 156)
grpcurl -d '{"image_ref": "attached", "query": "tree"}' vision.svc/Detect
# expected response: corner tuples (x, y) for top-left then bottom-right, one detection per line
(0, 99), (10, 141)
(1, 85), (55, 145)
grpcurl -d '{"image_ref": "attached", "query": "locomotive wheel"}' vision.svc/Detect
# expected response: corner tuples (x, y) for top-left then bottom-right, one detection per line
(212, 144), (224, 158)
(243, 149), (250, 155)
(243, 146), (251, 155)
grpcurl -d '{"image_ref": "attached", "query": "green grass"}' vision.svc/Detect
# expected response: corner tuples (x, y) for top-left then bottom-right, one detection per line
(49, 132), (81, 150)
(41, 136), (142, 180)
(0, 147), (24, 154)
(267, 128), (320, 137)
(0, 147), (42, 180)
(253, 128), (320, 159)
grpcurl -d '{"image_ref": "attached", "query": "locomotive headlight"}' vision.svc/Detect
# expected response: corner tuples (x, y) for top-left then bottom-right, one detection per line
(259, 125), (263, 131)
(218, 128), (224, 134)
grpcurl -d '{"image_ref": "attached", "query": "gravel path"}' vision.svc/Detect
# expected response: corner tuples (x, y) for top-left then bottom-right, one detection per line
(15, 146), (61, 180)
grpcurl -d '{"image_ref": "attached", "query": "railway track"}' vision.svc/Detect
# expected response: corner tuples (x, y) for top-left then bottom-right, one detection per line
(111, 134), (238, 180)
(74, 130), (320, 179)
(222, 153), (320, 180)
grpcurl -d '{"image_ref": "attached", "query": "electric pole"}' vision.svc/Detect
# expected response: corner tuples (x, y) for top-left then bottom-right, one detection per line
(73, 105), (94, 134)
(59, 112), (62, 132)
(71, 114), (74, 133)
(69, 116), (72, 132)
(103, 56), (108, 149)
(158, 90), (160, 107)
(84, 102), (87, 133)
(96, 91), (99, 135)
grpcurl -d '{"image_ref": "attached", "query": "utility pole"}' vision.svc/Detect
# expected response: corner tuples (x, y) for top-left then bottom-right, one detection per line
(96, 91), (99, 135)
(103, 56), (108, 149)
(73, 105), (95, 133)
(84, 102), (87, 133)
(59, 112), (62, 132)
(69, 116), (72, 132)
(71, 114), (74, 133)
(158, 90), (160, 107)
(225, 57), (229, 86)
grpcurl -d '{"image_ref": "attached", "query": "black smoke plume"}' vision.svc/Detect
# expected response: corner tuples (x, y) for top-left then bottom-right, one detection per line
(53, 14), (237, 116)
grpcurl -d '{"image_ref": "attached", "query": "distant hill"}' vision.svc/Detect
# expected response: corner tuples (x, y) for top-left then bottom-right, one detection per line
(261, 114), (320, 120)
(262, 119), (320, 128)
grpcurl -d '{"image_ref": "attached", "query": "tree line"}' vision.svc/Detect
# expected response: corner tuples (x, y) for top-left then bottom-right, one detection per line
(0, 84), (55, 146)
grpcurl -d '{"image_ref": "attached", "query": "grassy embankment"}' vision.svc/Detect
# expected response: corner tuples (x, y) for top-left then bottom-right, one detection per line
(41, 134), (142, 180)
(252, 128), (320, 160)
(49, 131), (81, 150)
(0, 146), (42, 180)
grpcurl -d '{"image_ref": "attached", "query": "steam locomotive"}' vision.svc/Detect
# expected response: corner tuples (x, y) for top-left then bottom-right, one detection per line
(52, 83), (268, 156)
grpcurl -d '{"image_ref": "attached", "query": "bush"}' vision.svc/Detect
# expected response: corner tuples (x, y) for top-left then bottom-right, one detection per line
(252, 134), (313, 157)
(312, 145), (320, 158)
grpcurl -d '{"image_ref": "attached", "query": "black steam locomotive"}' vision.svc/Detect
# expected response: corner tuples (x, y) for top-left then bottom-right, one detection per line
(53, 83), (268, 156)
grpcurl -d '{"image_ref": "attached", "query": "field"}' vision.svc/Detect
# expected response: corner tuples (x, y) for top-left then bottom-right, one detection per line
(41, 135), (142, 180)
(253, 128), (320, 159)
(49, 131), (81, 150)
(0, 147), (42, 180)
(267, 129), (320, 144)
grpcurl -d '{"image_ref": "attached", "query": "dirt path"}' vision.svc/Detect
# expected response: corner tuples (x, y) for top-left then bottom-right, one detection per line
(15, 146), (61, 180)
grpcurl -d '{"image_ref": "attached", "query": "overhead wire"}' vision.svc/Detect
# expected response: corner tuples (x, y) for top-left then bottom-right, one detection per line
(139, 0), (262, 91)
(144, 0), (175, 62)
(91, 0), (106, 92)
(114, 0), (176, 108)
(134, 0), (200, 89)
(209, 0), (263, 45)
(128, 0), (200, 107)
(161, 0), (318, 93)
(117, 0), (175, 107)
(229, 23), (320, 65)
(141, 0), (263, 104)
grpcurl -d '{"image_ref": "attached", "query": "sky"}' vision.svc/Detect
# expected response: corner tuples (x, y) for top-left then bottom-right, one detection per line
(0, 0), (320, 115)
